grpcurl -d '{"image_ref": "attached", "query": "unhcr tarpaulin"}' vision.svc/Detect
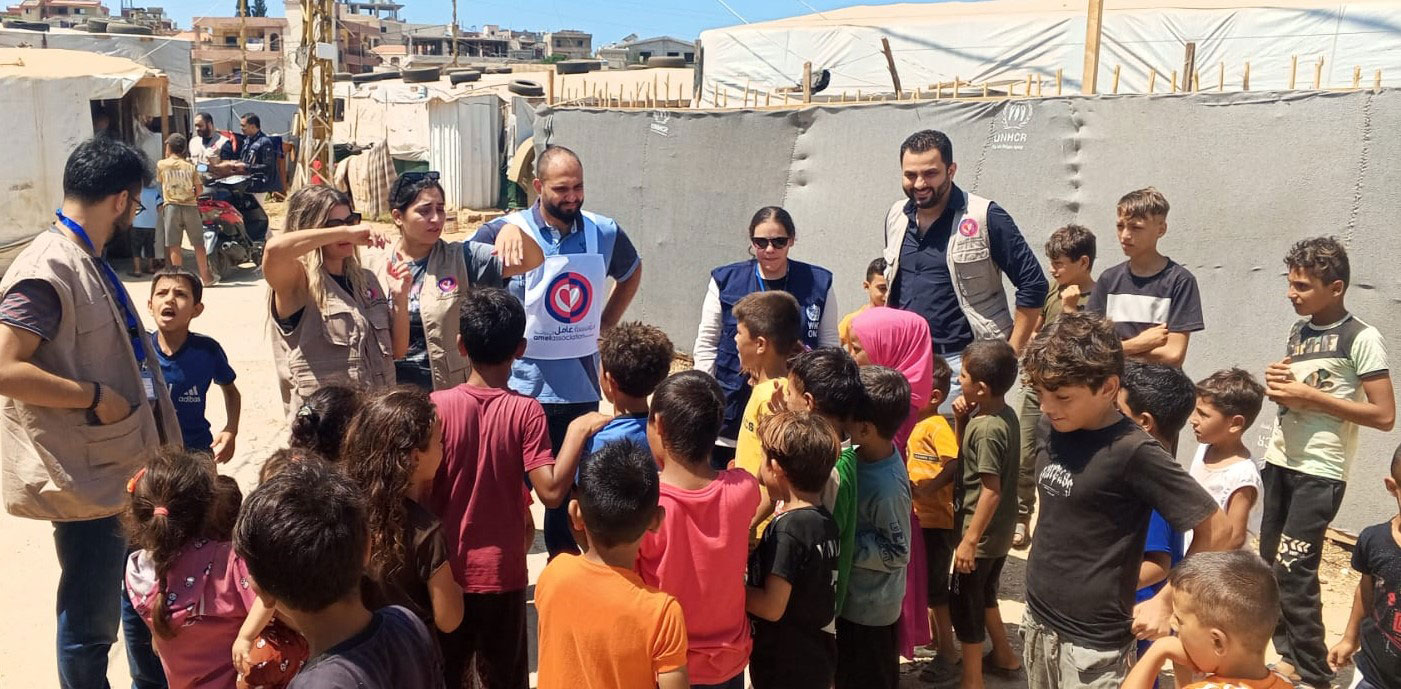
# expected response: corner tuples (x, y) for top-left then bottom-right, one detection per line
(534, 89), (1401, 530)
(0, 48), (151, 255)
(697, 0), (1401, 104)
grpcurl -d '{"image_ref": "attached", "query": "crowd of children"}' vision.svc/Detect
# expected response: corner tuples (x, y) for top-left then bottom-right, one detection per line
(112, 181), (1401, 689)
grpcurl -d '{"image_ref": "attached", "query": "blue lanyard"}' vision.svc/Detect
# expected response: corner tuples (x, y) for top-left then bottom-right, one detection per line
(754, 262), (788, 292)
(54, 210), (147, 364)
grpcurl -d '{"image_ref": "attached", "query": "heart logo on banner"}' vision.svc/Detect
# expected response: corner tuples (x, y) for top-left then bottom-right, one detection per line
(543, 272), (594, 324)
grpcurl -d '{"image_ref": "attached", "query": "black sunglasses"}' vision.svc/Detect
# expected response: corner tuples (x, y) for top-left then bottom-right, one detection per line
(751, 236), (791, 250)
(391, 171), (441, 202)
(323, 212), (363, 228)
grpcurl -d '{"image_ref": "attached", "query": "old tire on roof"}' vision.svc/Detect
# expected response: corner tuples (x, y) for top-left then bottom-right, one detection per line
(508, 79), (545, 97)
(401, 67), (441, 83)
(485, 66), (513, 75)
(332, 72), (354, 82)
(86, 19), (108, 32)
(106, 22), (154, 36)
(3, 19), (49, 32)
(555, 60), (591, 75)
(449, 71), (482, 85)
(646, 56), (686, 68)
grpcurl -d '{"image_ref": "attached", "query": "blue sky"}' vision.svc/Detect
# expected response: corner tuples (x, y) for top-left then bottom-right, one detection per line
(171, 0), (917, 45)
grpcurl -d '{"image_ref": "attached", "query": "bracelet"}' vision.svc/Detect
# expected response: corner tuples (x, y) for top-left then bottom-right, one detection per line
(87, 383), (102, 411)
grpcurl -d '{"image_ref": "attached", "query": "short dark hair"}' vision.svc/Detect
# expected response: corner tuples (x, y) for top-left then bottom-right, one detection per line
(900, 129), (953, 165)
(600, 322), (673, 398)
(1021, 311), (1124, 391)
(63, 137), (154, 204)
(931, 354), (952, 400)
(1121, 362), (1197, 446)
(1196, 368), (1266, 428)
(758, 411), (840, 493)
(575, 440), (658, 549)
(165, 133), (188, 157)
(149, 267), (203, 304)
(1045, 224), (1096, 264)
(788, 348), (864, 421)
(234, 458), (368, 612)
(961, 339), (1019, 397)
(649, 371), (724, 464)
(1391, 442), (1401, 482)
(732, 291), (802, 357)
(241, 113), (261, 129)
(865, 257), (887, 282)
(459, 287), (526, 365)
(748, 206), (796, 240)
(536, 145), (581, 180)
(1169, 551), (1280, 651)
(1117, 187), (1170, 220)
(195, 111), (213, 125)
(1285, 236), (1350, 288)
(854, 365), (912, 439)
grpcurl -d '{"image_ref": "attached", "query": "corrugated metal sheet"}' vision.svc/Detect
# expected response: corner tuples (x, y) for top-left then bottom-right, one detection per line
(428, 94), (501, 210)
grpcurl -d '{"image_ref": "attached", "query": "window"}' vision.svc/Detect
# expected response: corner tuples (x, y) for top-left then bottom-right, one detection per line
(225, 35), (238, 46)
(640, 51), (651, 60)
(684, 52), (694, 62)
(667, 52), (679, 57)
(575, 39), (583, 47)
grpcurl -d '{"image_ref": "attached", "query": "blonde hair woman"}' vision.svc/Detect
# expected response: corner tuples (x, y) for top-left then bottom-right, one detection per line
(263, 185), (410, 416)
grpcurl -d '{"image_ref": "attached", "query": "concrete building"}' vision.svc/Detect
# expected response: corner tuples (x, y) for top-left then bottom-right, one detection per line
(192, 16), (288, 96)
(599, 34), (696, 68)
(119, 5), (173, 34)
(543, 29), (590, 59)
(339, 13), (382, 73)
(339, 0), (400, 22)
(3, 0), (109, 28)
(400, 23), (508, 68)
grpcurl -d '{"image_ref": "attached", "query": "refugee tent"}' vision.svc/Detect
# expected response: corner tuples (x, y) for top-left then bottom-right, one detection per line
(0, 48), (164, 274)
(0, 27), (194, 110)
(428, 94), (502, 209)
(697, 0), (1401, 104)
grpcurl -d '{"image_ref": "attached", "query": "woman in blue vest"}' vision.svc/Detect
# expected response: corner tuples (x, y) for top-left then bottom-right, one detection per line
(693, 206), (840, 468)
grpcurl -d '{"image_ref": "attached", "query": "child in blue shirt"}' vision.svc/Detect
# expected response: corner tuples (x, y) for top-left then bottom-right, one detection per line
(147, 268), (240, 460)
(554, 322), (674, 552)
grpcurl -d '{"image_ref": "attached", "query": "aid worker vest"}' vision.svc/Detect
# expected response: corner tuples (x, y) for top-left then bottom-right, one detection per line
(711, 259), (833, 440)
(502, 209), (607, 361)
(371, 240), (472, 390)
(882, 192), (1014, 341)
(270, 265), (395, 417)
(0, 230), (182, 521)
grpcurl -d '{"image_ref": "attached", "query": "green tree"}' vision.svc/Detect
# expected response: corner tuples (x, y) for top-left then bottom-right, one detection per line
(235, 0), (268, 17)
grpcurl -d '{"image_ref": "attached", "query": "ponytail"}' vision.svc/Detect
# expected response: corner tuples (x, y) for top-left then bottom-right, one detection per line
(125, 450), (217, 639)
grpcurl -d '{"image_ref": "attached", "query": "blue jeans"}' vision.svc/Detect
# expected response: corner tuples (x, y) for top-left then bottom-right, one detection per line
(938, 351), (963, 417)
(53, 516), (167, 689)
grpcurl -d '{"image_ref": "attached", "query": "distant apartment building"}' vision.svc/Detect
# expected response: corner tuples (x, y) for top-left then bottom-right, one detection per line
(399, 23), (508, 68)
(543, 29), (590, 60)
(192, 16), (288, 96)
(119, 5), (173, 33)
(598, 34), (696, 68)
(339, 0), (400, 22)
(4, 0), (109, 28)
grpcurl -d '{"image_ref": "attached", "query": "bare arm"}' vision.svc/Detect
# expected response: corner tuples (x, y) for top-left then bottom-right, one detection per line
(427, 562), (465, 633)
(657, 668), (689, 689)
(232, 597), (276, 675)
(1328, 576), (1369, 670)
(0, 324), (129, 423)
(1009, 306), (1038, 356)
(953, 475), (1001, 574)
(263, 225), (386, 318)
(1296, 375), (1395, 431)
(1136, 551), (1172, 589)
(1131, 331), (1190, 367)
(529, 412), (610, 507)
(211, 382), (242, 463)
(1133, 507), (1230, 639)
(1221, 486), (1258, 550)
(1123, 638), (1194, 689)
(492, 224), (545, 279)
(601, 263), (642, 330)
(746, 574), (793, 622)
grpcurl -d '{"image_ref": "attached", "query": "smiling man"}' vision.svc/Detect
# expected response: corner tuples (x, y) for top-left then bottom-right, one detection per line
(881, 129), (1046, 412)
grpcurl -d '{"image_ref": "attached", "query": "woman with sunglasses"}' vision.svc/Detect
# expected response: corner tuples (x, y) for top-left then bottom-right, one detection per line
(692, 206), (840, 468)
(375, 171), (544, 390)
(264, 185), (410, 417)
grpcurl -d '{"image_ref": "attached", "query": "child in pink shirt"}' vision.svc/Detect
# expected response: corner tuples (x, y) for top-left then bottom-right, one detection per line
(637, 371), (763, 688)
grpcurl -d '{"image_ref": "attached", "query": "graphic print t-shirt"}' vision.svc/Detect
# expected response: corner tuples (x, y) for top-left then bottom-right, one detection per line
(1352, 521), (1401, 689)
(1085, 259), (1204, 340)
(152, 332), (236, 451)
(1263, 315), (1389, 481)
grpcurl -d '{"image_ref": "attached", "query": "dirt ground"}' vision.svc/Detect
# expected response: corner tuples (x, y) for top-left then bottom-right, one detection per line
(0, 205), (1368, 687)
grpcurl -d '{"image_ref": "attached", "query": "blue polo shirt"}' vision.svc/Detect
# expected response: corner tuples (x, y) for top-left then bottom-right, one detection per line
(472, 204), (641, 405)
(150, 331), (236, 451)
(578, 413), (651, 480)
(888, 185), (1047, 350)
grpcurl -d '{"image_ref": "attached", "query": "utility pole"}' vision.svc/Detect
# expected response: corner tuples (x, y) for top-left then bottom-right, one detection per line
(451, 0), (459, 67)
(239, 0), (249, 97)
(297, 0), (335, 185)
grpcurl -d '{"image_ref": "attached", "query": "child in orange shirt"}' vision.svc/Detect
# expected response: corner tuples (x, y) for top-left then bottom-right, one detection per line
(536, 441), (689, 689)
(905, 355), (960, 669)
(1124, 551), (1292, 689)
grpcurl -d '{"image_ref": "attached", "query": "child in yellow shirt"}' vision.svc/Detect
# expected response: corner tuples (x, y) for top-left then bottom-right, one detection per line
(905, 355), (960, 668)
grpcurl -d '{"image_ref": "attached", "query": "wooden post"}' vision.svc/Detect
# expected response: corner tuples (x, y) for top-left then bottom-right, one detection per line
(1082, 0), (1105, 94)
(1112, 64), (1121, 93)
(982, 81), (989, 98)
(1182, 42), (1197, 93)
(857, 89), (863, 102)
(1313, 56), (1324, 89)
(1243, 62), (1251, 90)
(665, 75), (671, 105)
(802, 62), (812, 104)
(653, 75), (659, 106)
(1055, 69), (1063, 95)
(1148, 69), (1157, 93)
(547, 74), (555, 105)
(915, 86), (922, 100)
(1025, 73), (1033, 97)
(765, 90), (771, 107)
(1289, 55), (1298, 89)
(1375, 69), (1383, 90)
(159, 77), (170, 141)
(1218, 62), (1225, 91)
(1036, 73), (1043, 96)
(238, 0), (248, 98)
(1193, 70), (1200, 92)
(743, 78), (751, 106)
(1352, 65), (1361, 88)
(1171, 70), (1178, 92)
(880, 37), (903, 98)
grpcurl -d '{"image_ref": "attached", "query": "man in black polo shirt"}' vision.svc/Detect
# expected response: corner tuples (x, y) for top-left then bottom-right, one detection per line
(882, 130), (1047, 412)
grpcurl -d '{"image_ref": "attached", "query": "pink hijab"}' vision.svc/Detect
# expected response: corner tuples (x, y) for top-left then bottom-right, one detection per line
(850, 307), (934, 413)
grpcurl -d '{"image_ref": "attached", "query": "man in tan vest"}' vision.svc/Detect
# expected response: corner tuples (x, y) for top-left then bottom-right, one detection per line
(0, 138), (181, 688)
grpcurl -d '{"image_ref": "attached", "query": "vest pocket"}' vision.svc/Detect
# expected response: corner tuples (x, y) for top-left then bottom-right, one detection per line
(367, 304), (393, 357)
(79, 407), (154, 484)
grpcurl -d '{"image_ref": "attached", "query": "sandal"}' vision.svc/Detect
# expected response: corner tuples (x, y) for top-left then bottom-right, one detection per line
(983, 651), (1022, 680)
(1012, 521), (1031, 549)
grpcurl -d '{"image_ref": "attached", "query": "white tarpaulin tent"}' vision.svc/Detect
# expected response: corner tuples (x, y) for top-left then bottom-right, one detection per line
(0, 48), (154, 266)
(0, 28), (194, 108)
(697, 0), (1401, 104)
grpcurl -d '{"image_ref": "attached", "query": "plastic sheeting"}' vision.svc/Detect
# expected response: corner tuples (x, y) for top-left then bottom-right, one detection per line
(0, 28), (195, 106)
(697, 0), (1401, 104)
(0, 48), (150, 254)
(196, 97), (299, 135)
(535, 89), (1401, 530)
(428, 95), (502, 209)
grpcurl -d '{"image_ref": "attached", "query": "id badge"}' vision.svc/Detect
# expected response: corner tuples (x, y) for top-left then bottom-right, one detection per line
(141, 366), (157, 402)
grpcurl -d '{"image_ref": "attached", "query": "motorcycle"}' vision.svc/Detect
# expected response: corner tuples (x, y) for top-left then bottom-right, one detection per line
(197, 171), (265, 282)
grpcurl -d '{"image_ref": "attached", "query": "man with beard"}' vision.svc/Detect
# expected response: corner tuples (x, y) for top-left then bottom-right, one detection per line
(472, 145), (642, 557)
(882, 129), (1046, 412)
(188, 111), (231, 171)
(0, 137), (181, 688)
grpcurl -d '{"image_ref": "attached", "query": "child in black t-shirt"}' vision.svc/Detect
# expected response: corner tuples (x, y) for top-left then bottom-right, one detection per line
(1019, 312), (1227, 689)
(1328, 444), (1401, 689)
(746, 411), (841, 689)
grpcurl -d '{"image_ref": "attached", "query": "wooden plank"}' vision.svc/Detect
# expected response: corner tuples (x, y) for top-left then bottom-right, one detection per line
(880, 37), (903, 98)
(1314, 56), (1324, 89)
(1289, 55), (1298, 89)
(1147, 69), (1157, 93)
(1182, 42), (1197, 93)
(802, 62), (812, 104)
(1243, 61), (1251, 90)
(1082, 0), (1105, 94)
(1055, 69), (1063, 95)
(159, 77), (169, 141)
(1112, 64), (1121, 93)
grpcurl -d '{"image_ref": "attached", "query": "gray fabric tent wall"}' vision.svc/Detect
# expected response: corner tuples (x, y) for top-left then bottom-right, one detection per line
(535, 90), (1401, 532)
